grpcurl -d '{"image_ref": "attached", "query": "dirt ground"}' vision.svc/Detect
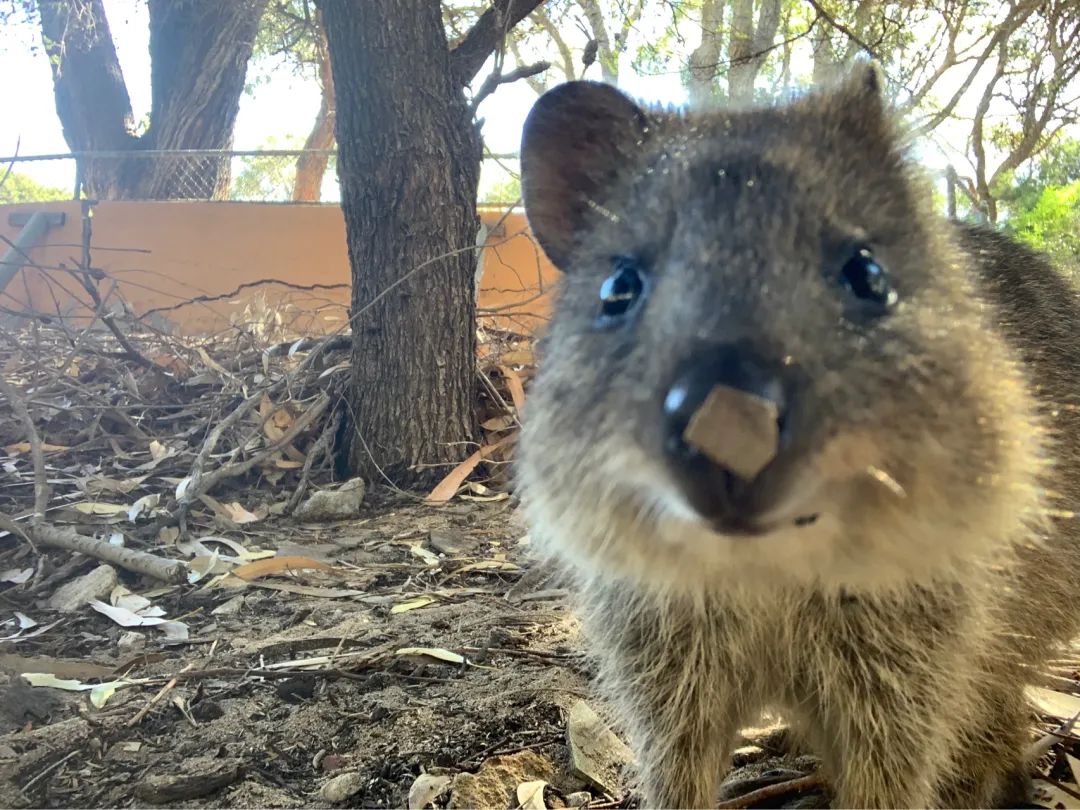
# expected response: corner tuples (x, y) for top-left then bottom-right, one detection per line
(5, 485), (1080, 809)
(0, 491), (570, 808)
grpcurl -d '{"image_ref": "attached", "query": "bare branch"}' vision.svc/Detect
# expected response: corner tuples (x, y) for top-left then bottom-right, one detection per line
(0, 373), (49, 527)
(450, 0), (546, 87)
(471, 60), (550, 114)
(533, 6), (577, 82)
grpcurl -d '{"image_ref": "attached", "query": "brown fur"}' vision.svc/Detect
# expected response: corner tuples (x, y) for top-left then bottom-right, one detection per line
(515, 63), (1080, 808)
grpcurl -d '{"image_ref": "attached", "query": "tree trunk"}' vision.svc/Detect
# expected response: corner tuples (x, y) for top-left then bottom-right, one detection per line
(687, 0), (725, 106)
(38, 0), (138, 199)
(292, 14), (335, 202)
(38, 0), (268, 200)
(319, 0), (481, 487)
(577, 0), (617, 82)
(728, 0), (781, 104)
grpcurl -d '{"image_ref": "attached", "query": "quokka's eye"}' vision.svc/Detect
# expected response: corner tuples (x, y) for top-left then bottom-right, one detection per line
(597, 256), (648, 327)
(840, 248), (898, 314)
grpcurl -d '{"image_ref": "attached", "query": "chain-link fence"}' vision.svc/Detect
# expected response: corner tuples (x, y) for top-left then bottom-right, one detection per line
(0, 149), (521, 205)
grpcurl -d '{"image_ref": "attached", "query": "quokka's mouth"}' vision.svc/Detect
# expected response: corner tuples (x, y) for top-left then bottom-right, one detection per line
(665, 434), (825, 537)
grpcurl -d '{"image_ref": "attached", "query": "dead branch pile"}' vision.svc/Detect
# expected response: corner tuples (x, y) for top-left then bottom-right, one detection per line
(0, 303), (532, 586)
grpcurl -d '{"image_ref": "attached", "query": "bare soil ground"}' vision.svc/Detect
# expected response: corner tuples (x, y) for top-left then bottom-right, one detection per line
(5, 487), (1080, 810)
(0, 492), (582, 808)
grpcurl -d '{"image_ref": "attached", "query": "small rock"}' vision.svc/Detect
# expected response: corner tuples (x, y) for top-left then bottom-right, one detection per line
(211, 594), (247, 615)
(408, 773), (452, 809)
(449, 751), (557, 809)
(565, 791), (592, 807)
(294, 478), (366, 522)
(566, 701), (634, 796)
(47, 564), (118, 612)
(117, 631), (145, 654)
(427, 530), (478, 556)
(320, 771), (365, 803)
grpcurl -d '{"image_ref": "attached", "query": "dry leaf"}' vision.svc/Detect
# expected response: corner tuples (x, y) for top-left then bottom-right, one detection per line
(90, 600), (170, 627)
(516, 780), (548, 810)
(148, 440), (169, 461)
(73, 501), (128, 516)
(0, 568), (33, 585)
(246, 581), (367, 598)
(426, 435), (513, 503)
(409, 544), (440, 567)
(222, 501), (261, 524)
(497, 365), (527, 411)
(178, 535), (250, 559)
(4, 442), (69, 455)
(1028, 686), (1080, 720)
(318, 361), (350, 380)
(186, 552), (224, 583)
(231, 555), (338, 581)
(407, 774), (452, 809)
(159, 621), (189, 643)
(391, 595), (437, 614)
(21, 672), (143, 708)
(498, 347), (535, 367)
(127, 493), (161, 522)
(80, 474), (148, 496)
(110, 586), (165, 617)
(196, 346), (232, 377)
(395, 647), (466, 665)
(1, 618), (62, 642)
(481, 414), (515, 432)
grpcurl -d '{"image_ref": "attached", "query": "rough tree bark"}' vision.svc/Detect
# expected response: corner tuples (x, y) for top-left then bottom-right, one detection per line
(687, 0), (726, 106)
(38, 0), (269, 200)
(291, 12), (335, 202)
(728, 0), (781, 103)
(318, 0), (543, 487)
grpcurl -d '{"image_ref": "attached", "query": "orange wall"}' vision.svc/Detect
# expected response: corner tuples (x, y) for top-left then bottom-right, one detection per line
(0, 201), (558, 338)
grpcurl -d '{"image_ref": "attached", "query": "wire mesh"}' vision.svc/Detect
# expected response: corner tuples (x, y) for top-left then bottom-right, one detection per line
(0, 149), (520, 205)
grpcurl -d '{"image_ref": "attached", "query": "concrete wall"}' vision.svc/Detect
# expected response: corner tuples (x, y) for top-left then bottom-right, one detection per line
(0, 201), (558, 337)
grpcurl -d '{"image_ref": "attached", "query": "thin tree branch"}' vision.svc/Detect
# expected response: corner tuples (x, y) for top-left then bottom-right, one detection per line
(0, 375), (50, 526)
(450, 0), (546, 87)
(470, 60), (550, 114)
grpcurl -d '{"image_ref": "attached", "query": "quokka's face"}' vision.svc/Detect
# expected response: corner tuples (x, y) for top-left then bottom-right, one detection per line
(515, 65), (1046, 593)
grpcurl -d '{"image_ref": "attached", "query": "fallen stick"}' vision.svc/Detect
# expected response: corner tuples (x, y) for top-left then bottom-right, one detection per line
(286, 407), (340, 514)
(715, 773), (825, 809)
(30, 524), (187, 584)
(195, 392), (330, 496)
(0, 374), (49, 526)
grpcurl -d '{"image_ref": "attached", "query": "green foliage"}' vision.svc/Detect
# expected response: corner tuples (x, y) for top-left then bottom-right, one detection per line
(247, 0), (320, 94)
(999, 138), (1080, 272)
(480, 175), (522, 204)
(1004, 182), (1080, 272)
(229, 137), (303, 201)
(0, 171), (69, 203)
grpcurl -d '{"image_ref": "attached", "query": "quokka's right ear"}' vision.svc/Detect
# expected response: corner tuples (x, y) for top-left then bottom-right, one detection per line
(520, 81), (648, 269)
